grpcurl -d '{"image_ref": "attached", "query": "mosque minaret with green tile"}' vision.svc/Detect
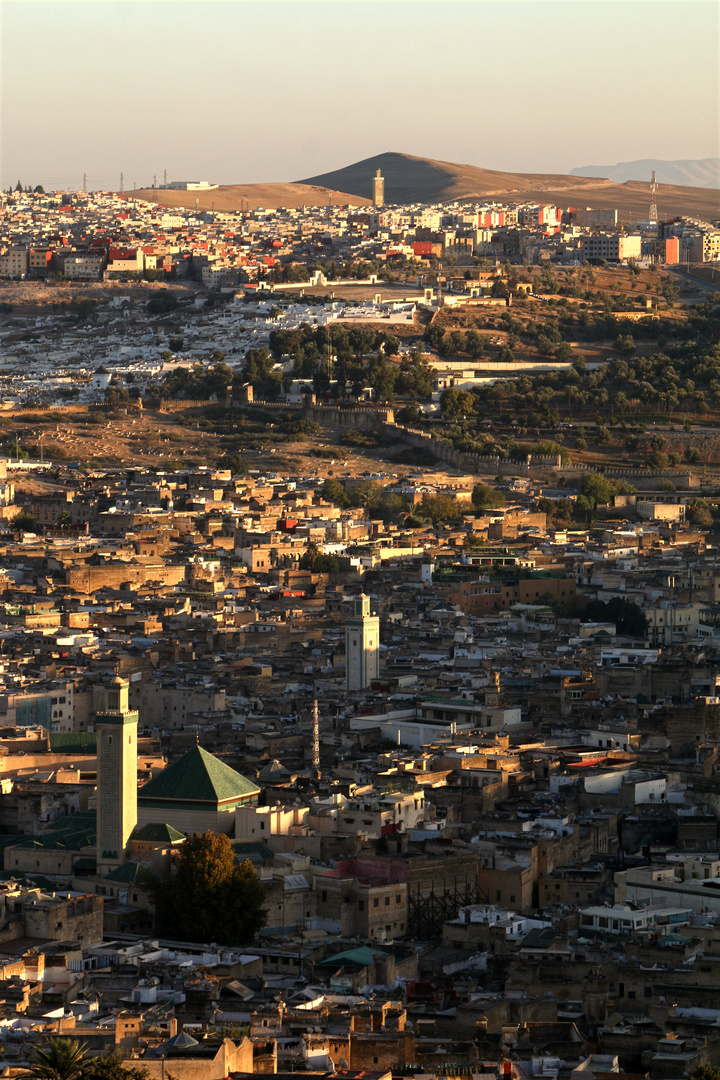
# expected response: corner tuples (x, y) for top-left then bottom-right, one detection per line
(96, 676), (138, 875)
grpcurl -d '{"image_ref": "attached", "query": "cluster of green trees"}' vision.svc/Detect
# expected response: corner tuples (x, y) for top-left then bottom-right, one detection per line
(242, 323), (434, 402)
(147, 293), (179, 315)
(10, 181), (44, 194)
(269, 258), (403, 284)
(160, 358), (234, 401)
(440, 294), (720, 426)
(299, 540), (340, 573)
(424, 324), (490, 359)
(320, 477), (495, 528)
(9, 510), (37, 532)
(472, 483), (506, 509)
(582, 597), (648, 637)
(436, 421), (571, 466)
(322, 477), (409, 522)
(532, 473), (637, 526)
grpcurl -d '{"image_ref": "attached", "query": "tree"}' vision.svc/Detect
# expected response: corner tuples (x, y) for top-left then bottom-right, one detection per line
(147, 293), (178, 315)
(396, 404), (421, 424)
(418, 494), (463, 525)
(582, 597), (647, 638)
(581, 472), (615, 508)
(155, 832), (267, 945)
(536, 335), (554, 357)
(348, 479), (383, 510)
(19, 1038), (88, 1080)
(465, 330), (486, 359)
(82, 1056), (149, 1080)
(472, 483), (506, 510)
(440, 387), (475, 420)
(366, 356), (396, 401)
(687, 1067), (720, 1080)
(396, 353), (433, 400)
(321, 478), (349, 507)
(224, 454), (249, 477)
(615, 334), (636, 355)
(10, 511), (37, 532)
(687, 500), (713, 528)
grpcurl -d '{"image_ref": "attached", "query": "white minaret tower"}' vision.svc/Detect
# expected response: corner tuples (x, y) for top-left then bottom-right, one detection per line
(345, 594), (379, 692)
(96, 676), (138, 875)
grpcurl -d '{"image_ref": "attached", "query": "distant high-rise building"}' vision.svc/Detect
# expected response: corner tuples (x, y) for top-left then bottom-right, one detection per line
(372, 169), (385, 208)
(96, 676), (138, 874)
(345, 594), (379, 691)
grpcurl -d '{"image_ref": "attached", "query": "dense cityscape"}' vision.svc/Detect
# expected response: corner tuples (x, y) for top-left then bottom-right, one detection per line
(1, 0), (720, 1075)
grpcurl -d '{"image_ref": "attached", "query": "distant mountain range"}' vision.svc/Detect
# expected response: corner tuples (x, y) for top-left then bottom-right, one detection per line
(570, 158), (720, 189)
(134, 152), (720, 220)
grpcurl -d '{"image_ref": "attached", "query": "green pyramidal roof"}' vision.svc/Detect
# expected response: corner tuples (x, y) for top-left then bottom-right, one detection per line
(131, 822), (186, 842)
(138, 746), (260, 805)
(104, 861), (156, 884)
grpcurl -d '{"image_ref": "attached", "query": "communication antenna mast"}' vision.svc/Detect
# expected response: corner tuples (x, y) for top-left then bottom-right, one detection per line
(312, 699), (320, 778)
(649, 170), (658, 225)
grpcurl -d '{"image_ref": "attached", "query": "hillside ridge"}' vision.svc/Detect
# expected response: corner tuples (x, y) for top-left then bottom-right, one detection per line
(135, 151), (720, 221)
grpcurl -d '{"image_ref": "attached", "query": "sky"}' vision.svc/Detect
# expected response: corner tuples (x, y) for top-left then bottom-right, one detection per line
(1, 0), (718, 191)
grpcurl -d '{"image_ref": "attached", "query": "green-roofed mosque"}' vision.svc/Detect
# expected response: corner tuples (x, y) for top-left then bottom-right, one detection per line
(96, 678), (260, 873)
(137, 744), (260, 835)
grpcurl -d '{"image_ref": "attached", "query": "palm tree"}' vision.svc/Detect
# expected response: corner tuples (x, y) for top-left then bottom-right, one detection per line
(20, 1038), (88, 1080)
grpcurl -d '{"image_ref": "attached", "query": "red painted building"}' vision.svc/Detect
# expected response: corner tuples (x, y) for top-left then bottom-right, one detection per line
(664, 237), (680, 265)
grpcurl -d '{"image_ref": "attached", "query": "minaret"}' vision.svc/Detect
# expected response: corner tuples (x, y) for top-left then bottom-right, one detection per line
(345, 594), (380, 692)
(372, 169), (384, 209)
(96, 676), (138, 874)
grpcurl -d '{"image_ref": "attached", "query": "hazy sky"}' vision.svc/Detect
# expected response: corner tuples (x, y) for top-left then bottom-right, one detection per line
(2, 0), (718, 191)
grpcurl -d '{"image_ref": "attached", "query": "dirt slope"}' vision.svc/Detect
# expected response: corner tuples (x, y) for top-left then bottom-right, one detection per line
(134, 182), (371, 213)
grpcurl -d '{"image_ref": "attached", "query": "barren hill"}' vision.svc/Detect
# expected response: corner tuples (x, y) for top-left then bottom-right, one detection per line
(134, 182), (371, 213)
(133, 153), (720, 221)
(300, 151), (720, 221)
